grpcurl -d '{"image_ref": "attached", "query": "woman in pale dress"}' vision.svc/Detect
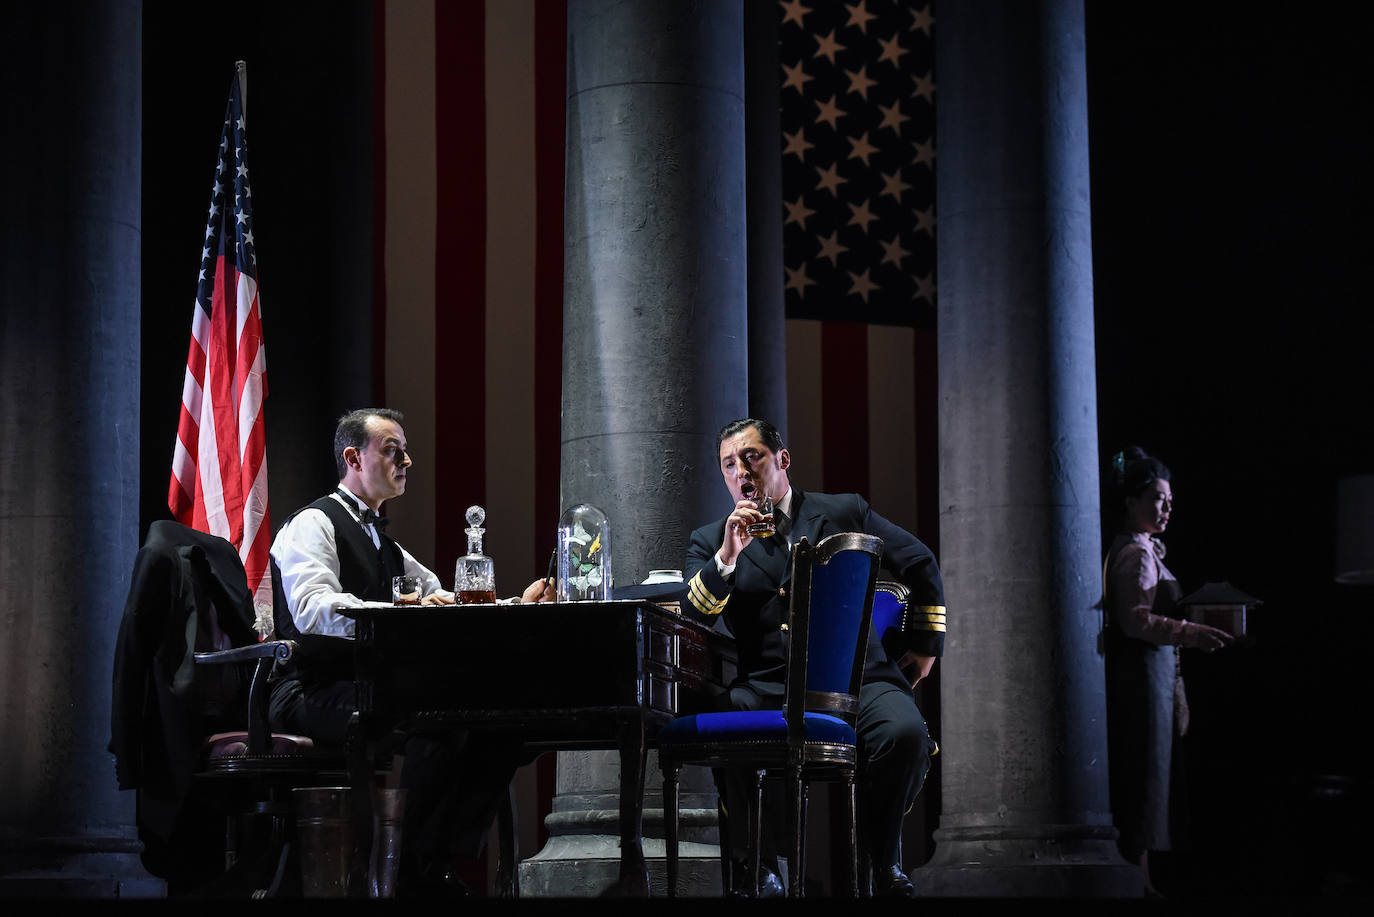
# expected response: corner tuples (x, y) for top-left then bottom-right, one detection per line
(1103, 446), (1232, 896)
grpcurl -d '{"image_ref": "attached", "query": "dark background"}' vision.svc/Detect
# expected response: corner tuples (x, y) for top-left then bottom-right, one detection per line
(1086, 2), (1372, 896)
(136, 1), (1374, 897)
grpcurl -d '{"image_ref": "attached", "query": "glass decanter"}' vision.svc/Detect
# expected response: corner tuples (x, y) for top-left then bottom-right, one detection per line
(455, 504), (496, 604)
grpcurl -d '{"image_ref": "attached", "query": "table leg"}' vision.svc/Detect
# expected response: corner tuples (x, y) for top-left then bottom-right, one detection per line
(607, 717), (649, 896)
(345, 711), (374, 898)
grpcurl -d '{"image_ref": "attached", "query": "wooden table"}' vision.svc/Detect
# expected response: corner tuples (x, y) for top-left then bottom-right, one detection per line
(339, 599), (735, 896)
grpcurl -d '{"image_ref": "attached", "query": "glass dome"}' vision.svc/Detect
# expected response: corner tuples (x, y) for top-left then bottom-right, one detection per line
(556, 503), (612, 602)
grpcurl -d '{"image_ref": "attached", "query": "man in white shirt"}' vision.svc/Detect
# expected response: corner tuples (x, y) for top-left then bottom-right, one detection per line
(268, 407), (548, 896)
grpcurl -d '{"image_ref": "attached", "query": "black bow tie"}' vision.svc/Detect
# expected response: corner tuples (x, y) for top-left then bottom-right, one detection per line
(338, 489), (388, 530)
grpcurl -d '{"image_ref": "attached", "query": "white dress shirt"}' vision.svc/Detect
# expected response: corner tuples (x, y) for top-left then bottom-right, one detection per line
(270, 487), (451, 638)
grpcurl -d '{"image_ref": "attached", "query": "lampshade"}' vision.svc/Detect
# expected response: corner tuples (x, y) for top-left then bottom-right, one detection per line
(1335, 474), (1374, 585)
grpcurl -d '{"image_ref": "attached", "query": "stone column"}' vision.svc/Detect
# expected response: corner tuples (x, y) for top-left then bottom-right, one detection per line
(519, 0), (748, 897)
(744, 0), (787, 429)
(0, 1), (157, 897)
(916, 0), (1140, 896)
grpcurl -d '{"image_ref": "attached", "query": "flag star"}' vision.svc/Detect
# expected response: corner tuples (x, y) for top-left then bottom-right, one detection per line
(913, 73), (935, 101)
(202, 245), (211, 260)
(243, 183), (252, 198)
(848, 132), (879, 166)
(780, 0), (810, 28)
(237, 162), (248, 179)
(221, 137), (228, 151)
(783, 127), (814, 161)
(782, 59), (813, 93)
(814, 30), (845, 64)
(198, 267), (207, 281)
(236, 209), (248, 225)
(844, 64), (877, 99)
(847, 198), (878, 232)
(785, 262), (816, 295)
(205, 224), (215, 240)
(913, 140), (935, 166)
(243, 229), (254, 247)
(209, 202), (220, 217)
(784, 195), (816, 227)
(909, 6), (934, 34)
(816, 230), (848, 266)
(814, 162), (846, 196)
(880, 168), (911, 200)
(913, 206), (936, 235)
(847, 267), (879, 302)
(845, 1), (877, 33)
(213, 180), (224, 198)
(880, 234), (909, 266)
(814, 94), (845, 129)
(236, 117), (244, 131)
(914, 272), (936, 301)
(877, 33), (907, 67)
(877, 100), (909, 134)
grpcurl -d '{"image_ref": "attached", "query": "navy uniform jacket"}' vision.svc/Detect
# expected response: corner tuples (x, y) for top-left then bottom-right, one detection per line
(684, 489), (946, 692)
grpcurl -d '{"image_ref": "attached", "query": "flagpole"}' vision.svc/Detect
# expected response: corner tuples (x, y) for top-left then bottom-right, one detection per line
(236, 59), (248, 124)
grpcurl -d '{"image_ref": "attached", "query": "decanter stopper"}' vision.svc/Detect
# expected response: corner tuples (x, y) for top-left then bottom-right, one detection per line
(465, 504), (486, 552)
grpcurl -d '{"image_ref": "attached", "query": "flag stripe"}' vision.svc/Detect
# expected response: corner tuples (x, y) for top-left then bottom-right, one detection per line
(785, 319), (825, 486)
(484, 1), (534, 594)
(434, 0), (487, 576)
(868, 323), (917, 530)
(820, 321), (870, 496)
(208, 259), (245, 543)
(380, 0), (439, 565)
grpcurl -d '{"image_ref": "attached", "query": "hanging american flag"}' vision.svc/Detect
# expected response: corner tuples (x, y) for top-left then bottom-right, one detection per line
(168, 64), (274, 628)
(778, 0), (936, 327)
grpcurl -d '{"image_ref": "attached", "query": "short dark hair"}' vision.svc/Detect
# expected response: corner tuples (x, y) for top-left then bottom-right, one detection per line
(1109, 445), (1171, 504)
(716, 417), (785, 454)
(334, 408), (404, 479)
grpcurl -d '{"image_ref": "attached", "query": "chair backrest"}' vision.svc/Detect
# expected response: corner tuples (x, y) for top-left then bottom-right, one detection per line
(871, 580), (910, 663)
(784, 532), (883, 733)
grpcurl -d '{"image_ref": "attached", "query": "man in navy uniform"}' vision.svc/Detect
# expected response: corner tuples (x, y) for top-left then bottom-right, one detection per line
(685, 418), (947, 897)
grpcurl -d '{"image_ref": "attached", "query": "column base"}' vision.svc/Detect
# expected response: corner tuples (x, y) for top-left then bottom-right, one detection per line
(518, 832), (724, 897)
(0, 835), (166, 899)
(913, 823), (1145, 898)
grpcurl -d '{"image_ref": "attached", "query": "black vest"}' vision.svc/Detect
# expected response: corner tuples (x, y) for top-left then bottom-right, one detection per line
(271, 494), (406, 684)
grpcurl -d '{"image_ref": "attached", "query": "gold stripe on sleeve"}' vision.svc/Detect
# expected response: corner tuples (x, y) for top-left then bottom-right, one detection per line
(912, 605), (947, 632)
(686, 571), (729, 616)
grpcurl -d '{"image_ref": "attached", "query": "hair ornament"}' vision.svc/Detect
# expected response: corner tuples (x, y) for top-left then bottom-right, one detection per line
(1111, 451), (1126, 483)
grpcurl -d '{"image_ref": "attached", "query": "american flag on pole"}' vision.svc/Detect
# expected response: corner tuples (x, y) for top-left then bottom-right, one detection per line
(168, 63), (273, 630)
(778, 0), (936, 328)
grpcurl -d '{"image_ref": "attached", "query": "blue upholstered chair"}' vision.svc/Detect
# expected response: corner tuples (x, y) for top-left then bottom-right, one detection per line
(658, 532), (883, 897)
